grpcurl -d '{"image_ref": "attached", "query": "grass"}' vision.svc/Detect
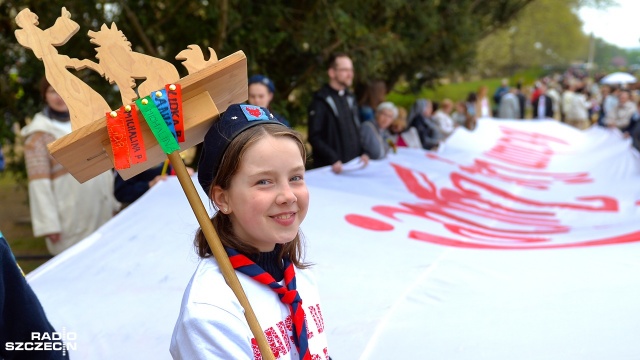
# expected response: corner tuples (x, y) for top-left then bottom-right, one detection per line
(0, 172), (51, 273)
(387, 68), (546, 110)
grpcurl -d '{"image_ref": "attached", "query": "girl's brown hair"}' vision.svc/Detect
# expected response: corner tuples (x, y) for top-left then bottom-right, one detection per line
(194, 124), (309, 268)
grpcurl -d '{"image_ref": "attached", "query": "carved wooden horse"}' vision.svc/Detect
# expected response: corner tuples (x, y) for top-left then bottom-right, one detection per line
(87, 23), (180, 105)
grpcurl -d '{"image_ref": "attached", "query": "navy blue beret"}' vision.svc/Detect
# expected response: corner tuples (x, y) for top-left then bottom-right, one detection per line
(248, 74), (276, 93)
(197, 104), (283, 195)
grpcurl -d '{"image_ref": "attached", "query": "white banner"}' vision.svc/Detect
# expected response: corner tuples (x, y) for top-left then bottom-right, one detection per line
(28, 119), (640, 359)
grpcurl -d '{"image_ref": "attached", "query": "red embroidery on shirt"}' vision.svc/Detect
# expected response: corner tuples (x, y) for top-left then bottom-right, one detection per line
(265, 327), (288, 358)
(308, 304), (325, 334)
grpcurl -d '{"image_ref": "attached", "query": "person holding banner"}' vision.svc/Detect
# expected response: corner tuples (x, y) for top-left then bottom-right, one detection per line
(308, 52), (369, 173)
(170, 104), (329, 359)
(409, 98), (442, 150)
(21, 77), (118, 255)
(360, 101), (397, 159)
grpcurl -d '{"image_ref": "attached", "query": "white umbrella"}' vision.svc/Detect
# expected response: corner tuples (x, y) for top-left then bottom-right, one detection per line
(600, 72), (637, 85)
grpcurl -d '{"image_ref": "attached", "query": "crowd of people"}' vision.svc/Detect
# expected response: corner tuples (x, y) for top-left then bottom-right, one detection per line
(306, 54), (640, 174)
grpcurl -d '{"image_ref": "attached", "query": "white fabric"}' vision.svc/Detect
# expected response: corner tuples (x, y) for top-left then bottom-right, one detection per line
(537, 95), (546, 119)
(170, 258), (328, 359)
(479, 98), (491, 117)
(21, 112), (117, 255)
(571, 93), (590, 120)
(433, 110), (455, 135)
(26, 119), (640, 359)
(390, 127), (422, 149)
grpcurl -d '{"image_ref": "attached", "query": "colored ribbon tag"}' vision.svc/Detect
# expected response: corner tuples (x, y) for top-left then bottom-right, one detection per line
(106, 109), (131, 170)
(136, 96), (180, 155)
(166, 84), (185, 142)
(151, 89), (178, 142)
(123, 104), (147, 165)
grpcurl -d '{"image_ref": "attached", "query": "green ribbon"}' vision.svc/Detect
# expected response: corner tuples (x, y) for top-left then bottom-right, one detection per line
(136, 96), (180, 154)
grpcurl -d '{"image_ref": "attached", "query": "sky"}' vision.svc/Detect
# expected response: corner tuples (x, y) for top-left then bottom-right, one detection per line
(578, 0), (640, 49)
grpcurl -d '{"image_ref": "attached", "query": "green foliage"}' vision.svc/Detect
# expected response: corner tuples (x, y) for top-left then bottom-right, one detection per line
(388, 67), (545, 110)
(474, 0), (591, 77)
(1, 0), (535, 183)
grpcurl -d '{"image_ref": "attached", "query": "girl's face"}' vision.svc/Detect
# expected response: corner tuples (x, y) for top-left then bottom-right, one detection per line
(45, 86), (68, 113)
(389, 120), (404, 134)
(248, 83), (273, 108)
(219, 135), (308, 251)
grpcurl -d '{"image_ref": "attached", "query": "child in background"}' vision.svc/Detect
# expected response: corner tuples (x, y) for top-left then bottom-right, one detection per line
(388, 106), (422, 149)
(248, 75), (291, 127)
(170, 104), (329, 359)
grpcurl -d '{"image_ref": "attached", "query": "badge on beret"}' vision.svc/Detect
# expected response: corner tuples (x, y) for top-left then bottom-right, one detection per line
(240, 104), (269, 121)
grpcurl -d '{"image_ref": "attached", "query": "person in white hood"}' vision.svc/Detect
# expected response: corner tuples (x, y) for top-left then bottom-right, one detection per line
(21, 77), (118, 255)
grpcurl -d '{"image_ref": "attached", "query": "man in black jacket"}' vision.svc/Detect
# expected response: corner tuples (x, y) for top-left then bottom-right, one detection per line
(532, 83), (554, 119)
(308, 53), (369, 173)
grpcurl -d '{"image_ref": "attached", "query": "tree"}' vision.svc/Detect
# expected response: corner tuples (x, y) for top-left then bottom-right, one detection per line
(474, 0), (595, 77)
(1, 0), (534, 179)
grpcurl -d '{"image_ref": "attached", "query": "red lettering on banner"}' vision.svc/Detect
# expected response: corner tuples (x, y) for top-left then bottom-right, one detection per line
(448, 171), (617, 212)
(484, 142), (550, 169)
(345, 124), (639, 247)
(344, 215), (394, 231)
(391, 164), (616, 213)
(482, 125), (568, 169)
(409, 228), (640, 249)
(500, 126), (568, 144)
(345, 162), (623, 249)
(427, 153), (592, 190)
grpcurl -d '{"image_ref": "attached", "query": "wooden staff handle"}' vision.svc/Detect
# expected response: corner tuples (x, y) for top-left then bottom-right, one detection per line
(167, 151), (275, 360)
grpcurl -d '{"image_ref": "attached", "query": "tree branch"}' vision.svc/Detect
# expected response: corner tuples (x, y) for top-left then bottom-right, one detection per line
(213, 0), (228, 51)
(121, 1), (158, 57)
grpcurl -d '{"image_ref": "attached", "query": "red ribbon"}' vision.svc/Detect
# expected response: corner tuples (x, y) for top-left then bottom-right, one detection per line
(123, 104), (147, 165)
(106, 109), (130, 170)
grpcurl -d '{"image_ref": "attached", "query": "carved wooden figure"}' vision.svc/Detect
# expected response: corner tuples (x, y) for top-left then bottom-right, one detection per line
(88, 23), (180, 105)
(176, 45), (219, 74)
(15, 7), (111, 130)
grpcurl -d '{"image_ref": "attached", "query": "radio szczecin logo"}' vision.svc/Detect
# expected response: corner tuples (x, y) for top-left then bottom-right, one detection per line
(5, 327), (76, 355)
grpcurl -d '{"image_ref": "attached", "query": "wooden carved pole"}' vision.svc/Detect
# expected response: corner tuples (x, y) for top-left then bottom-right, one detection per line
(15, 7), (275, 360)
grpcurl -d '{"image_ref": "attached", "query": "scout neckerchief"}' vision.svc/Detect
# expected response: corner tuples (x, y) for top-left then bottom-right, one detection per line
(226, 247), (311, 360)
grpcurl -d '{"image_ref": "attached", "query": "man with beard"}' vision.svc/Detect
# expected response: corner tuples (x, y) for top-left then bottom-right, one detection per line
(308, 53), (369, 173)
